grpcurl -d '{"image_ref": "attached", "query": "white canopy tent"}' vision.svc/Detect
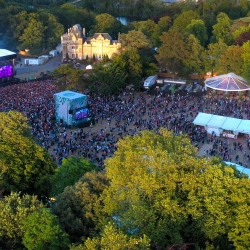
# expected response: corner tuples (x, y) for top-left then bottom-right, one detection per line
(205, 72), (250, 92)
(221, 117), (242, 131)
(236, 120), (250, 135)
(193, 113), (213, 126)
(206, 115), (227, 136)
(86, 65), (93, 70)
(193, 112), (250, 136)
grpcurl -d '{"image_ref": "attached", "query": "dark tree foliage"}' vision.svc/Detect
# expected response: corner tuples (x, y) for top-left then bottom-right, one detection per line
(235, 31), (250, 46)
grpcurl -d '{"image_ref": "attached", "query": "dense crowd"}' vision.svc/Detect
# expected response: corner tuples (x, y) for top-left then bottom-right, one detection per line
(0, 79), (250, 169)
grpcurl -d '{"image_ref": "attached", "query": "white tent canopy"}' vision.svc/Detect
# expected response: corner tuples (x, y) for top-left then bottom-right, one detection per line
(205, 72), (250, 92)
(236, 120), (250, 134)
(193, 113), (213, 126)
(193, 112), (250, 135)
(221, 117), (242, 131)
(207, 115), (227, 129)
(86, 65), (93, 70)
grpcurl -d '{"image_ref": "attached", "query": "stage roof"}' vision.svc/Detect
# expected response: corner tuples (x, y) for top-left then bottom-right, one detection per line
(205, 73), (250, 92)
(54, 90), (86, 100)
(0, 49), (17, 61)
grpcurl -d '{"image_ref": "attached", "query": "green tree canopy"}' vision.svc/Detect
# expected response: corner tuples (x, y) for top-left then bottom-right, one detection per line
(102, 129), (199, 247)
(51, 156), (97, 197)
(120, 30), (151, 50)
(130, 19), (156, 44)
(80, 223), (150, 250)
(121, 48), (142, 85)
(23, 208), (70, 250)
(241, 40), (250, 80)
(217, 45), (243, 75)
(38, 11), (64, 50)
(171, 10), (200, 32)
(0, 192), (44, 249)
(51, 64), (90, 91)
(156, 30), (189, 75)
(182, 34), (205, 75)
(93, 13), (124, 39)
(101, 129), (250, 249)
(151, 16), (172, 47)
(211, 12), (234, 45)
(186, 19), (208, 47)
(89, 55), (127, 95)
(202, 39), (228, 76)
(19, 13), (45, 55)
(0, 111), (56, 197)
(52, 171), (109, 243)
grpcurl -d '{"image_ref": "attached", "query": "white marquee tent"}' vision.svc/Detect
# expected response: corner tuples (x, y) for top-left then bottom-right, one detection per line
(193, 112), (250, 136)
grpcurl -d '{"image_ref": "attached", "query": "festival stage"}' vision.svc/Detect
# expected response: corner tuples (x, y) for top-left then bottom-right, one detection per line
(0, 49), (17, 86)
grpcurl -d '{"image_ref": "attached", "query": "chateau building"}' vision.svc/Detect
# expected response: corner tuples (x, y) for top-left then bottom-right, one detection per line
(61, 24), (121, 60)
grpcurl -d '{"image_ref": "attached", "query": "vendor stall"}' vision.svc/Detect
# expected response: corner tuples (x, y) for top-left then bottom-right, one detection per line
(221, 117), (242, 139)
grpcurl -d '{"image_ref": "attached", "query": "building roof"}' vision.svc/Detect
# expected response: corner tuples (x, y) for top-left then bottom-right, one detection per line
(205, 72), (250, 91)
(54, 90), (86, 100)
(92, 33), (112, 40)
(0, 49), (17, 61)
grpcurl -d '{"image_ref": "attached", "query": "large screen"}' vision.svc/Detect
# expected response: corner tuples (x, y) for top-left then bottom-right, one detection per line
(75, 108), (88, 120)
(0, 65), (13, 79)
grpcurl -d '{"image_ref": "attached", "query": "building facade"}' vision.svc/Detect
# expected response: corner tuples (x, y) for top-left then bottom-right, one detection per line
(61, 24), (121, 60)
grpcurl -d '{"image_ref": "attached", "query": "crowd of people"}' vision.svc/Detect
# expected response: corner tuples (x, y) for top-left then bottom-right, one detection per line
(0, 79), (250, 169)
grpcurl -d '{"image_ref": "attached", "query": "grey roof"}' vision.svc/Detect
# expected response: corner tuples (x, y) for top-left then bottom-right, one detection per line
(92, 33), (112, 40)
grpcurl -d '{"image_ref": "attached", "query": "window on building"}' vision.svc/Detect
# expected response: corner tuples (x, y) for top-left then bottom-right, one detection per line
(72, 46), (75, 49)
(72, 54), (75, 59)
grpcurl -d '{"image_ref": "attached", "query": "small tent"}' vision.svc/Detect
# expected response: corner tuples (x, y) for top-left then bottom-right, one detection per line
(86, 65), (93, 70)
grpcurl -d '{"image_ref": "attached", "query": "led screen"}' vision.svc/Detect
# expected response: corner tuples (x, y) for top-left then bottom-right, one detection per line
(0, 65), (13, 79)
(75, 108), (88, 120)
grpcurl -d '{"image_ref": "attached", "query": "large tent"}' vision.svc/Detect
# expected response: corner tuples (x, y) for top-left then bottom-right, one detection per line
(205, 72), (250, 91)
(193, 112), (250, 136)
